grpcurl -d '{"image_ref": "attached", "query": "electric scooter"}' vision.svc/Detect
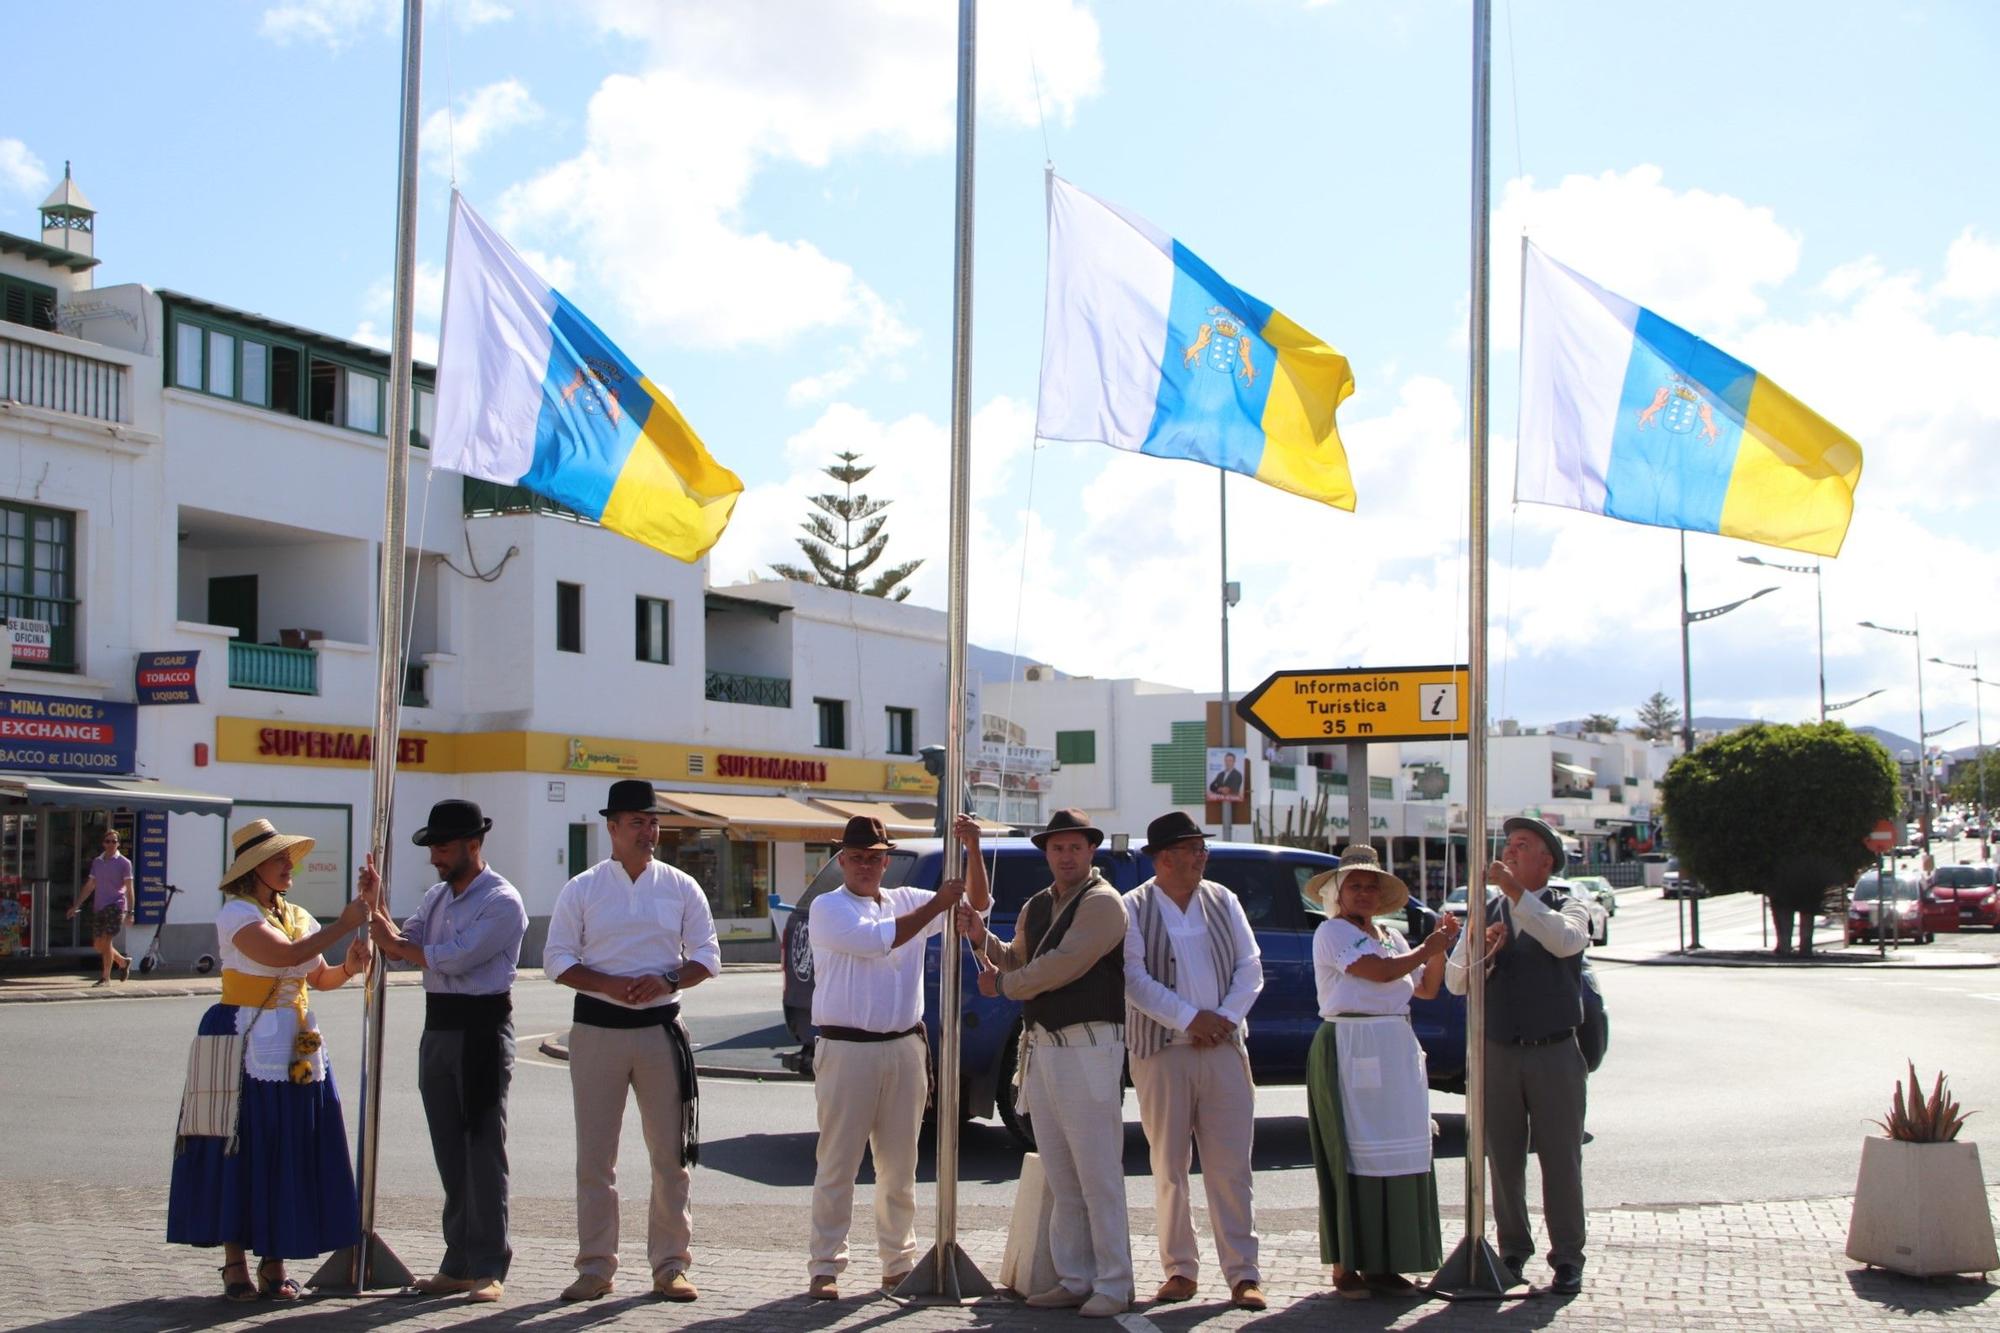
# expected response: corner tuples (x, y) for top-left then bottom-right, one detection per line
(137, 883), (214, 975)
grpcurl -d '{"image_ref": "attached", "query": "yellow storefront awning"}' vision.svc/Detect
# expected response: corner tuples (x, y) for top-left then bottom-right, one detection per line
(805, 798), (938, 838)
(654, 790), (847, 841)
(0, 772), (234, 816)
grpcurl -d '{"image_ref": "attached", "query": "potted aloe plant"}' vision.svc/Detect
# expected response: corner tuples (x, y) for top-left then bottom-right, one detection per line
(1846, 1063), (1997, 1278)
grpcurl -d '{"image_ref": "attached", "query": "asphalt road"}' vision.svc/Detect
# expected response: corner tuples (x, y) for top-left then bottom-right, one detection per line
(6, 885), (1997, 1245)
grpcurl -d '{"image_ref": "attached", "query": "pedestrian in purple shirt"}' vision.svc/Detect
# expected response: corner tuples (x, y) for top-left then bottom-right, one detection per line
(371, 799), (526, 1305)
(67, 828), (133, 984)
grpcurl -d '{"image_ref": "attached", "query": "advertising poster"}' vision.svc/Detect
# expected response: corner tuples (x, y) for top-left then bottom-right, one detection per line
(134, 812), (169, 926)
(227, 803), (351, 923)
(1205, 746), (1249, 804)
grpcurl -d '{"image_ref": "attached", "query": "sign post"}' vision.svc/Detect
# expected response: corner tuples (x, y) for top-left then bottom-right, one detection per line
(1865, 819), (1897, 960)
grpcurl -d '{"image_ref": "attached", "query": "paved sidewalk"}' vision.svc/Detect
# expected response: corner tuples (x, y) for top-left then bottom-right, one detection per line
(0, 1177), (1992, 1330)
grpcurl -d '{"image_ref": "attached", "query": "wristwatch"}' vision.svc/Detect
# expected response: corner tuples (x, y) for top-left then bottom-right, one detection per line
(663, 969), (681, 993)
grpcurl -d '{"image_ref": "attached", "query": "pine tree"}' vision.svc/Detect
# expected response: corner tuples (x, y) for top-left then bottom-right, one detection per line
(1634, 691), (1683, 742)
(1583, 713), (1621, 734)
(770, 451), (923, 601)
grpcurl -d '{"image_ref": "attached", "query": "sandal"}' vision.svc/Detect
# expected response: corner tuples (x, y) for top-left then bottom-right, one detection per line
(1332, 1268), (1372, 1300)
(219, 1261), (258, 1302)
(257, 1259), (303, 1301)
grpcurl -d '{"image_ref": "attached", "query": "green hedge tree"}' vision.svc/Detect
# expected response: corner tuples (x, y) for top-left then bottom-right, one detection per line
(1659, 722), (1898, 956)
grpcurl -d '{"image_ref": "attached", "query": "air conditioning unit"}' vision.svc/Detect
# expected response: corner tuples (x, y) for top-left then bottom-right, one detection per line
(1024, 664), (1053, 682)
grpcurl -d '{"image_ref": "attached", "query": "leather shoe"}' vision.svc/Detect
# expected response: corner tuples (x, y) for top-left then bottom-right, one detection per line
(1231, 1280), (1268, 1310)
(465, 1279), (503, 1304)
(1501, 1256), (1527, 1287)
(807, 1274), (839, 1300)
(1549, 1263), (1583, 1294)
(559, 1273), (613, 1302)
(1024, 1285), (1089, 1308)
(409, 1273), (474, 1296)
(655, 1272), (699, 1301)
(1153, 1276), (1198, 1303)
(1079, 1293), (1128, 1318)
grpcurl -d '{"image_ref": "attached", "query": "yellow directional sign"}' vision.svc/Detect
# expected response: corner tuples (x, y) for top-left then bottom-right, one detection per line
(1236, 663), (1472, 746)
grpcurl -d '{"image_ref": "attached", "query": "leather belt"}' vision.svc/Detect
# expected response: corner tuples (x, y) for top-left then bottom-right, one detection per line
(1493, 1027), (1577, 1048)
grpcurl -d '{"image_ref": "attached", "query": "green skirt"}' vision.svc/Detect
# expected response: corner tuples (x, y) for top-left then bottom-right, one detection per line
(1305, 1019), (1443, 1273)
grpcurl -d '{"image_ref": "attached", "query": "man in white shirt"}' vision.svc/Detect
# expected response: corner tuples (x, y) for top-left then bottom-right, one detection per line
(544, 779), (721, 1305)
(804, 814), (989, 1301)
(1122, 811), (1267, 1311)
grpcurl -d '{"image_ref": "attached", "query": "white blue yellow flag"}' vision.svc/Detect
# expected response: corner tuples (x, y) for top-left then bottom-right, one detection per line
(1517, 241), (1861, 556)
(1035, 173), (1357, 510)
(433, 194), (742, 562)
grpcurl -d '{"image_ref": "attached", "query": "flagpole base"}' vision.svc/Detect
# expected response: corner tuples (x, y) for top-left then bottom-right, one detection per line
(307, 1231), (413, 1294)
(1426, 1234), (1532, 1302)
(890, 1241), (994, 1304)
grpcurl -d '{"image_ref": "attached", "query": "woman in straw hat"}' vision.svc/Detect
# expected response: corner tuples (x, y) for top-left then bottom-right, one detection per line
(166, 818), (379, 1301)
(1301, 845), (1459, 1299)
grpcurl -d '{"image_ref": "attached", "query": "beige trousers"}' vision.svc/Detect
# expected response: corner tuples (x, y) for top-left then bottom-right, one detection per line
(1130, 1041), (1261, 1285)
(1023, 1036), (1134, 1304)
(567, 1023), (691, 1281)
(808, 1033), (926, 1279)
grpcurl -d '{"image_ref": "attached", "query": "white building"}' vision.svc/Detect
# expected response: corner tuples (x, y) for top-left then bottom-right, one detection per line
(0, 174), (965, 969)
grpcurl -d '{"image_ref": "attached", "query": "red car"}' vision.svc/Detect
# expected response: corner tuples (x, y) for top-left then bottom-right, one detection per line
(1930, 865), (2000, 931)
(1847, 872), (1954, 944)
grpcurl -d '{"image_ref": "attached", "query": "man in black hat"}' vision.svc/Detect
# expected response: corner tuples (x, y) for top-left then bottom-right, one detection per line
(1121, 812), (1266, 1310)
(1445, 813), (1594, 1294)
(369, 799), (527, 1303)
(543, 779), (719, 1304)
(804, 813), (988, 1301)
(957, 807), (1132, 1318)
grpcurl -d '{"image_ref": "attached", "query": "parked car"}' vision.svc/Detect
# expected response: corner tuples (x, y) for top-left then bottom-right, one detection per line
(1567, 874), (1620, 917)
(1661, 857), (1704, 899)
(780, 838), (1609, 1147)
(1929, 864), (2000, 931)
(1846, 871), (1954, 943)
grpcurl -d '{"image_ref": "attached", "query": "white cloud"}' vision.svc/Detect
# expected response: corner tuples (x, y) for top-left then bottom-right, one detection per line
(260, 0), (392, 49)
(1937, 227), (2000, 305)
(495, 0), (1101, 391)
(456, 0), (512, 23)
(349, 320), (440, 366)
(0, 139), (50, 199)
(422, 79), (542, 179)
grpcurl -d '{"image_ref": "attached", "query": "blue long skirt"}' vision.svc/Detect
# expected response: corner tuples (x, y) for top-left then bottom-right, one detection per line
(166, 1003), (360, 1258)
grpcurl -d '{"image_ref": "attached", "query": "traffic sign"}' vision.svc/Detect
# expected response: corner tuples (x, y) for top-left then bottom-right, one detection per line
(1864, 819), (1897, 852)
(1236, 664), (1472, 746)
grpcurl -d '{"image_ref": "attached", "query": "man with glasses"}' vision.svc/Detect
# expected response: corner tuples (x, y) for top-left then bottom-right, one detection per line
(804, 814), (988, 1300)
(369, 800), (526, 1304)
(1121, 811), (1266, 1310)
(544, 780), (720, 1304)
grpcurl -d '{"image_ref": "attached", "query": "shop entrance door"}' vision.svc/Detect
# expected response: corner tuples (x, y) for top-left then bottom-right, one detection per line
(10, 809), (136, 953)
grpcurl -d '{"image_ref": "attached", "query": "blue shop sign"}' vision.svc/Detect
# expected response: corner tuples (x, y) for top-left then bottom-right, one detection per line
(135, 651), (200, 705)
(134, 811), (169, 925)
(0, 691), (137, 775)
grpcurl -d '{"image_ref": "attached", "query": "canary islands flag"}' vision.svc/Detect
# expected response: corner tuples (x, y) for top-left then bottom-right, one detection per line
(1517, 241), (1861, 557)
(433, 194), (742, 562)
(1035, 173), (1357, 510)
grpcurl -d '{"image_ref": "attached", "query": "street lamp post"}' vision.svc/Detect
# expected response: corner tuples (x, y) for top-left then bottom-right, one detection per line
(1860, 619), (1930, 845)
(1826, 688), (1886, 714)
(1739, 555), (1825, 721)
(1929, 653), (1990, 858)
(1678, 533), (1780, 950)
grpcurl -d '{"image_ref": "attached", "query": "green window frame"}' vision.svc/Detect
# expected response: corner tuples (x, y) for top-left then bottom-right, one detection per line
(635, 595), (670, 664)
(1055, 729), (1097, 765)
(0, 500), (79, 672)
(163, 305), (425, 438)
(0, 275), (58, 332)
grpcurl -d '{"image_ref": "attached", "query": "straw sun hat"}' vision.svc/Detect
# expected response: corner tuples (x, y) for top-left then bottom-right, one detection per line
(1301, 843), (1409, 916)
(220, 818), (316, 890)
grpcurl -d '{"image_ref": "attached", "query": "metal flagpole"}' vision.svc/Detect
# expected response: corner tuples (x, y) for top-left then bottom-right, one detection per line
(895, 0), (992, 1301)
(310, 0), (420, 1294)
(1430, 0), (1518, 1299)
(1220, 470), (1233, 841)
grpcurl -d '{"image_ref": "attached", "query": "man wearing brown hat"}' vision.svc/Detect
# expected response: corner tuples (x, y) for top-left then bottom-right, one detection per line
(1121, 812), (1267, 1310)
(369, 799), (526, 1303)
(544, 779), (720, 1304)
(1445, 813), (1593, 1294)
(804, 814), (989, 1300)
(958, 808), (1132, 1318)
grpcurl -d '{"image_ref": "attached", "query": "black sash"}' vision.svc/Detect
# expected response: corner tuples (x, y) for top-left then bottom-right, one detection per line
(817, 1024), (923, 1043)
(424, 992), (512, 1120)
(573, 994), (701, 1167)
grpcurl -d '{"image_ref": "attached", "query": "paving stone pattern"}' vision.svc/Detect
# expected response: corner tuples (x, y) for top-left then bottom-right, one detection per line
(1, 1179), (1993, 1331)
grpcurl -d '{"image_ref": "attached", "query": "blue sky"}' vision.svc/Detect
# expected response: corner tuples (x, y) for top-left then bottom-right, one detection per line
(5, 1), (1997, 747)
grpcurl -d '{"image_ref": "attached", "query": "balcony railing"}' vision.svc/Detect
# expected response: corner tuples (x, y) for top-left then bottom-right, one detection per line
(462, 477), (590, 523)
(1, 332), (127, 423)
(705, 670), (791, 708)
(229, 641), (318, 695)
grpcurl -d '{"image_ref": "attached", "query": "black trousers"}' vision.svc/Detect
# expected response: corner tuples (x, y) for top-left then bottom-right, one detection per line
(418, 1022), (515, 1280)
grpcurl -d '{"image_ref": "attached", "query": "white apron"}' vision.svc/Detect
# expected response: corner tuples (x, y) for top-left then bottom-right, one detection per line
(1332, 1014), (1431, 1177)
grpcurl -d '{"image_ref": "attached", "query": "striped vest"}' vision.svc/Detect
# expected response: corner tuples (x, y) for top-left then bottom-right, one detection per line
(1125, 878), (1248, 1061)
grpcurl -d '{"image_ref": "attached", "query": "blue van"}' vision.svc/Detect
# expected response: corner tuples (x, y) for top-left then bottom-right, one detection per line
(780, 837), (1472, 1147)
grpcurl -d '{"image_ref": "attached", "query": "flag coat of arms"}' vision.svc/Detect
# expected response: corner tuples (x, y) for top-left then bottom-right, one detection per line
(433, 194), (743, 562)
(1516, 240), (1862, 556)
(1035, 173), (1357, 509)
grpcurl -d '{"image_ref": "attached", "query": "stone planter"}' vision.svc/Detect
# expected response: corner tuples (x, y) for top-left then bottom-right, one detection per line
(1846, 1137), (1998, 1277)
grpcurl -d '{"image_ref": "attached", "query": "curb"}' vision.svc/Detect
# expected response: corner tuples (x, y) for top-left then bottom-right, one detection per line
(1592, 948), (2000, 970)
(536, 1031), (811, 1082)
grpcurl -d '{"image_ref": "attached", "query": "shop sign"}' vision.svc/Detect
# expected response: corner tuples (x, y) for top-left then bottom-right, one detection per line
(564, 737), (641, 774)
(133, 812), (169, 925)
(713, 752), (827, 783)
(884, 762), (933, 794)
(214, 718), (448, 770)
(6, 619), (50, 664)
(0, 691), (136, 774)
(135, 651), (201, 705)
(975, 741), (1055, 774)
